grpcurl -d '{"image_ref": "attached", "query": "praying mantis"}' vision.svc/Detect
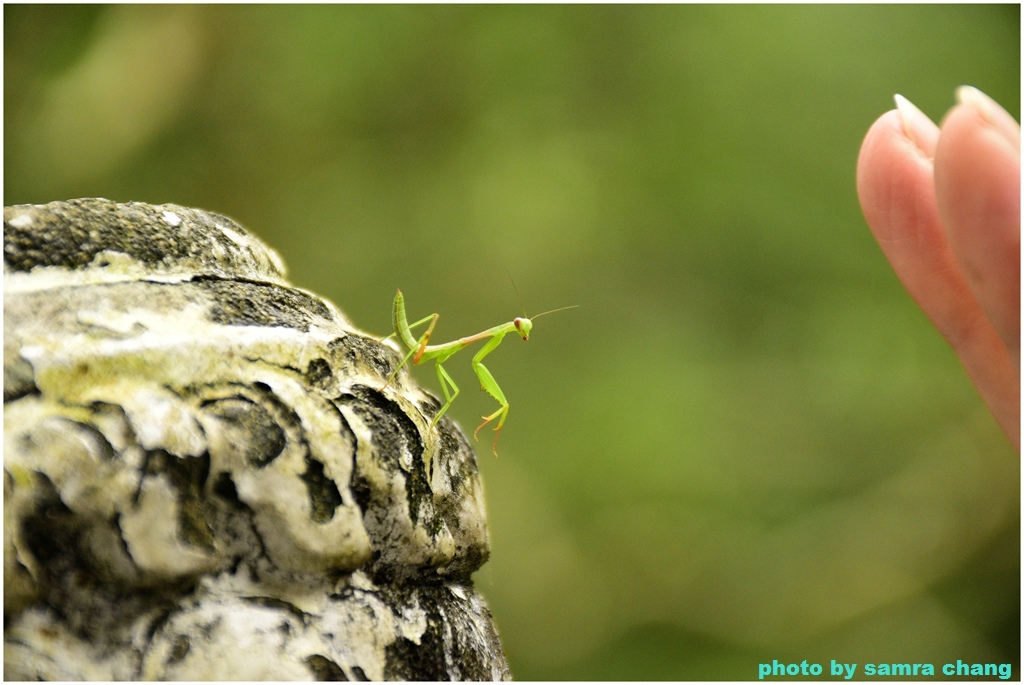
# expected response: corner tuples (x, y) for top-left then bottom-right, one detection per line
(383, 289), (577, 456)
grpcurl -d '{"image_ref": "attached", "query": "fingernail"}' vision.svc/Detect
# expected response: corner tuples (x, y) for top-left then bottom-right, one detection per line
(956, 85), (1021, 150)
(894, 93), (935, 155)
(957, 85), (1001, 118)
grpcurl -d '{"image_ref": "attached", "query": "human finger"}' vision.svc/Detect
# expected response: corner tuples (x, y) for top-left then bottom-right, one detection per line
(856, 99), (1020, 448)
(934, 86), (1021, 366)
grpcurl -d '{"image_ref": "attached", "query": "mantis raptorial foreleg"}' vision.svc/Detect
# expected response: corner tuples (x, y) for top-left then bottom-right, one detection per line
(383, 288), (576, 456)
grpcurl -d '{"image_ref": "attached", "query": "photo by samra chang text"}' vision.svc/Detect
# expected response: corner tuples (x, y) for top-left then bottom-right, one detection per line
(758, 659), (1014, 680)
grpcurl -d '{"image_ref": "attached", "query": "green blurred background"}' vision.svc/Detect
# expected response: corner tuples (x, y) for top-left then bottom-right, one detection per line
(5, 5), (1019, 680)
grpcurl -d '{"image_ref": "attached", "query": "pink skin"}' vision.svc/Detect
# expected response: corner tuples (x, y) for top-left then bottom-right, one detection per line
(856, 88), (1020, 450)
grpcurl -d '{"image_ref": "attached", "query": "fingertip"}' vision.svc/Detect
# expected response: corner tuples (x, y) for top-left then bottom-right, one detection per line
(936, 103), (1020, 226)
(894, 93), (940, 157)
(856, 109), (937, 244)
(934, 94), (1021, 360)
(955, 85), (1021, 151)
(856, 110), (901, 208)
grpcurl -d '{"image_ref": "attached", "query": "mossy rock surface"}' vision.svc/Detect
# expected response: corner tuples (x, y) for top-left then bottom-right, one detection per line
(4, 198), (509, 681)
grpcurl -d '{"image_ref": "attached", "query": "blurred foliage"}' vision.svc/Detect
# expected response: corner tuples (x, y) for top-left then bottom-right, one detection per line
(5, 5), (1019, 680)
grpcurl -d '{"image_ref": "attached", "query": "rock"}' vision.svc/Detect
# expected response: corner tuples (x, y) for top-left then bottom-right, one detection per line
(4, 198), (510, 680)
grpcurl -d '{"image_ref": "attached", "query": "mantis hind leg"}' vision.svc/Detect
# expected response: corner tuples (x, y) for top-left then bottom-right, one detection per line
(384, 313), (439, 389)
(412, 314), (439, 364)
(383, 344), (419, 391)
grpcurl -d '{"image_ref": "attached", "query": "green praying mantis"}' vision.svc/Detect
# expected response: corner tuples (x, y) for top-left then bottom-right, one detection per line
(382, 289), (577, 456)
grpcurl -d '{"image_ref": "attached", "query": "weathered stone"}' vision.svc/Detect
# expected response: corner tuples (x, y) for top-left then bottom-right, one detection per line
(4, 199), (510, 680)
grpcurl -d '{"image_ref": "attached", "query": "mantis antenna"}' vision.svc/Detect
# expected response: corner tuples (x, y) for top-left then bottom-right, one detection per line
(528, 304), (580, 320)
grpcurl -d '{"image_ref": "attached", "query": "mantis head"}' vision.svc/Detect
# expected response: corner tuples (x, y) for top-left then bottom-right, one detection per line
(513, 317), (533, 340)
(513, 304), (578, 341)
